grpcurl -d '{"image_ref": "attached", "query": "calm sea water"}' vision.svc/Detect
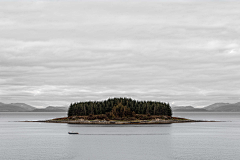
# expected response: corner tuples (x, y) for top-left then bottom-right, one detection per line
(0, 112), (240, 160)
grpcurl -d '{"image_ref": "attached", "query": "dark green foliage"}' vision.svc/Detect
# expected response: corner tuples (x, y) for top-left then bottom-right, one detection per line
(68, 97), (172, 117)
(108, 103), (133, 119)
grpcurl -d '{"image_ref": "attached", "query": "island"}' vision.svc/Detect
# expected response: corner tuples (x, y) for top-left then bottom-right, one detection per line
(22, 98), (218, 124)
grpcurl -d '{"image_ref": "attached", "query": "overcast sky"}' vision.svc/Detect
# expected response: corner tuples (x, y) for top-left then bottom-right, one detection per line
(1, 0), (240, 108)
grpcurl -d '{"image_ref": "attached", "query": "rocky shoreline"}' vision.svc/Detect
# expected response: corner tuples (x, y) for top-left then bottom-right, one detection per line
(21, 118), (218, 125)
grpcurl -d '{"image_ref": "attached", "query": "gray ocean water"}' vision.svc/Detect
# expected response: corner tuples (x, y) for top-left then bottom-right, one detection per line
(0, 112), (240, 160)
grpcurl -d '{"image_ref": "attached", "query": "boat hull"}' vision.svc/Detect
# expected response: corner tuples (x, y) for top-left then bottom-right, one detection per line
(68, 132), (79, 134)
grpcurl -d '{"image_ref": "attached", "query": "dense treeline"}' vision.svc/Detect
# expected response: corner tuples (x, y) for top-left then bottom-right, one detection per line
(68, 97), (172, 117)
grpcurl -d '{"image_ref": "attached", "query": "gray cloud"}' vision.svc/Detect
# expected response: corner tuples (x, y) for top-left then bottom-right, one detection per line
(1, 0), (240, 107)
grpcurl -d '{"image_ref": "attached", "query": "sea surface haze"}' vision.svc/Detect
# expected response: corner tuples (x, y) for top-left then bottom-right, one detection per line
(0, 112), (240, 160)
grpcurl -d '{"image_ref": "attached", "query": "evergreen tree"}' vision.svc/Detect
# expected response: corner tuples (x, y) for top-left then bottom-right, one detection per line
(67, 97), (172, 117)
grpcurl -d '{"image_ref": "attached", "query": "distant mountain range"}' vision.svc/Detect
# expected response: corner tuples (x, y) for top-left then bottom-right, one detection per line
(172, 106), (208, 112)
(32, 106), (68, 112)
(173, 102), (240, 112)
(1, 101), (240, 112)
(0, 102), (68, 112)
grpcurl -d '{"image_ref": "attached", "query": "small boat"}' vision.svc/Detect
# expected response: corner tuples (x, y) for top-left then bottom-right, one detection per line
(68, 132), (79, 134)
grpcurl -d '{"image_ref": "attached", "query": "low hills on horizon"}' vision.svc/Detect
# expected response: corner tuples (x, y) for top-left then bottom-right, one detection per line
(0, 102), (68, 112)
(173, 102), (240, 112)
(1, 101), (240, 112)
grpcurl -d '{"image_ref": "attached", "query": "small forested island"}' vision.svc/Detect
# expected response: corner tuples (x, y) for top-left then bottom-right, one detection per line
(23, 98), (217, 124)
